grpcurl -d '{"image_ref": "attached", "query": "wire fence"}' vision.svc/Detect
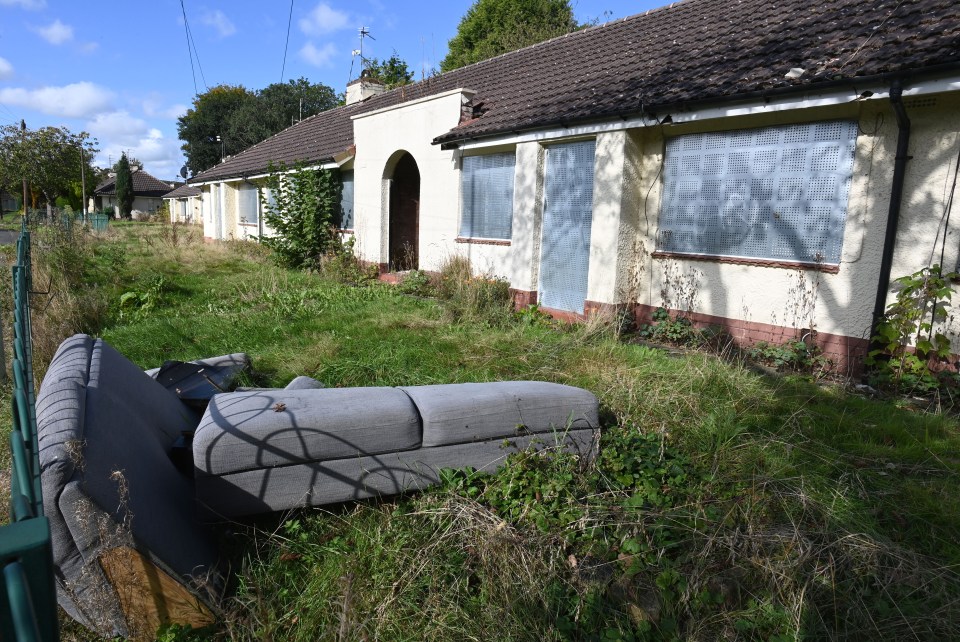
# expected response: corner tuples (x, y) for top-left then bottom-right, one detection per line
(1, 220), (59, 641)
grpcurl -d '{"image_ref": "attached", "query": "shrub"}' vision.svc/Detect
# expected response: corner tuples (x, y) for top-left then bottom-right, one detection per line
(748, 338), (829, 373)
(397, 269), (433, 296)
(261, 163), (343, 270)
(866, 265), (959, 392)
(637, 307), (701, 345)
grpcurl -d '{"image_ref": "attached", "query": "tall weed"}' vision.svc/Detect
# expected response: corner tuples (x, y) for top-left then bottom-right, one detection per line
(434, 255), (512, 324)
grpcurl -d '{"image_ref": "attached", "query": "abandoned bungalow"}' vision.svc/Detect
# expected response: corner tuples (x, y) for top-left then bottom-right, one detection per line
(163, 183), (203, 224)
(187, 0), (960, 373)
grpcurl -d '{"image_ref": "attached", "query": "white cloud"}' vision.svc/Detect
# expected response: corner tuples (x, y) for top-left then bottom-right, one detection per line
(0, 0), (46, 9)
(87, 111), (183, 178)
(141, 96), (188, 120)
(299, 2), (349, 35)
(0, 57), (13, 80)
(200, 9), (236, 38)
(79, 41), (99, 54)
(34, 19), (73, 45)
(299, 41), (337, 67)
(0, 82), (114, 119)
(87, 111), (150, 146)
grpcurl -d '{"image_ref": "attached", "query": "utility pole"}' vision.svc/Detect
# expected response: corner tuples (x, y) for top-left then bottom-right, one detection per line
(21, 120), (28, 222)
(80, 141), (87, 218)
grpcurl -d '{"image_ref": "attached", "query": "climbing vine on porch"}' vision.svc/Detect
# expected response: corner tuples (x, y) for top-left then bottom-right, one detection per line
(260, 162), (344, 269)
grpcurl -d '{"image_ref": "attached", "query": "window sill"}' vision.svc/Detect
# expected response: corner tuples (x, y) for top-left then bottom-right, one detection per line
(239, 222), (258, 227)
(651, 251), (840, 273)
(455, 237), (511, 246)
(339, 228), (355, 234)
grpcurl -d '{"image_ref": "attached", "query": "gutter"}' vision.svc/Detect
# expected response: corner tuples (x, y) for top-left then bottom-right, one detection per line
(436, 63), (960, 149)
(868, 80), (911, 356)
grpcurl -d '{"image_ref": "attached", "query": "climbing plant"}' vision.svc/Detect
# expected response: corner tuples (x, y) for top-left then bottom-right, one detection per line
(866, 265), (959, 390)
(260, 163), (343, 270)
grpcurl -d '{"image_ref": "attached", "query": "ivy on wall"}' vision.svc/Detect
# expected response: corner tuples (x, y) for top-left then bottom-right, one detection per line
(260, 162), (344, 269)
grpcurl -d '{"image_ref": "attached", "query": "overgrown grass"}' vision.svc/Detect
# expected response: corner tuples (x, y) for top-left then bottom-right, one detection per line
(5, 221), (960, 640)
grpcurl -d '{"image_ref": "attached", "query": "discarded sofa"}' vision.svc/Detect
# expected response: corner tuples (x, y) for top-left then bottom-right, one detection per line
(193, 381), (598, 517)
(36, 333), (599, 635)
(37, 334), (221, 637)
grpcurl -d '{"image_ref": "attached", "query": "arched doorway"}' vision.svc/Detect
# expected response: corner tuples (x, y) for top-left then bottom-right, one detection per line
(388, 152), (420, 270)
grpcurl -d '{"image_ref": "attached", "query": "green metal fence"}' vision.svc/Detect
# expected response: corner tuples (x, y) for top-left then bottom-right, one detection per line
(1, 221), (59, 641)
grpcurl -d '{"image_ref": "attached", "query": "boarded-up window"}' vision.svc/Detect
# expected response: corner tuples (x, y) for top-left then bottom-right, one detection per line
(460, 153), (516, 240)
(340, 171), (354, 230)
(238, 183), (258, 226)
(657, 120), (858, 265)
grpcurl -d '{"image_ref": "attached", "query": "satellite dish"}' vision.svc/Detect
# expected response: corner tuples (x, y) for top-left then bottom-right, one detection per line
(180, 165), (188, 179)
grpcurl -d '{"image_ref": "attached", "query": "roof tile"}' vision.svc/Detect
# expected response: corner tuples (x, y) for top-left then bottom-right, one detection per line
(191, 0), (960, 183)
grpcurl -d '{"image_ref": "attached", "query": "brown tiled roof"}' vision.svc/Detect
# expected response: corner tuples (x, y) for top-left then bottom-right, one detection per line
(191, 0), (960, 183)
(163, 184), (201, 198)
(95, 170), (177, 197)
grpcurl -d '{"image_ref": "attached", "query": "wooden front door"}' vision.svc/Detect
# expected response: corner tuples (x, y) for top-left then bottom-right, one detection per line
(389, 153), (420, 271)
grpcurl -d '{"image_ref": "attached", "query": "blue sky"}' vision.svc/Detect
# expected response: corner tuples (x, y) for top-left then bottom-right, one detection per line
(0, 0), (661, 180)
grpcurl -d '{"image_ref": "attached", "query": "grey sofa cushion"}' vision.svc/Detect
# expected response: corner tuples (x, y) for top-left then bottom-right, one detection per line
(285, 375), (325, 390)
(194, 388), (421, 477)
(400, 381), (599, 447)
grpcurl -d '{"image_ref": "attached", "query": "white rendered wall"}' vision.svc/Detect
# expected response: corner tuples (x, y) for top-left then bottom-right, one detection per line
(351, 91), (468, 270)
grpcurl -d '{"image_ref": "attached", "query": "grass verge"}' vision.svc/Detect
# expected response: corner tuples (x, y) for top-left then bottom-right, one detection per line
(4, 222), (960, 640)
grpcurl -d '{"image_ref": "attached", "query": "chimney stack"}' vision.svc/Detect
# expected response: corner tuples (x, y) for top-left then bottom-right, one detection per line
(345, 69), (387, 105)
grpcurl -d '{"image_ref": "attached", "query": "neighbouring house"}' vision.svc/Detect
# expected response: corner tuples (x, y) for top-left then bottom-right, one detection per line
(187, 0), (960, 374)
(163, 183), (203, 224)
(95, 166), (179, 218)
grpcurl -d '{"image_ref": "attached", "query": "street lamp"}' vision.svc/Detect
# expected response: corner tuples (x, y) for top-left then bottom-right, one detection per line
(216, 135), (224, 163)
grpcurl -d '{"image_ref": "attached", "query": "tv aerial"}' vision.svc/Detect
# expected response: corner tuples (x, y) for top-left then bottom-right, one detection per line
(349, 26), (375, 79)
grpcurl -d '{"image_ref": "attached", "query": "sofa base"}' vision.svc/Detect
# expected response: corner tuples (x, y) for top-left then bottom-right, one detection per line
(196, 428), (596, 517)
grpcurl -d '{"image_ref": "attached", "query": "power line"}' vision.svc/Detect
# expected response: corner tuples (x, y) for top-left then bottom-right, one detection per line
(180, 0), (208, 92)
(280, 0), (294, 83)
(186, 15), (208, 89)
(180, 0), (198, 94)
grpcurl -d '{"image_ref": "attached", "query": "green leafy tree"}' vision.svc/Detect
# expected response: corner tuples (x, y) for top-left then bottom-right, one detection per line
(261, 163), (343, 269)
(228, 78), (339, 150)
(0, 122), (98, 216)
(441, 0), (577, 72)
(177, 85), (254, 175)
(365, 53), (415, 88)
(114, 153), (134, 219)
(178, 79), (339, 175)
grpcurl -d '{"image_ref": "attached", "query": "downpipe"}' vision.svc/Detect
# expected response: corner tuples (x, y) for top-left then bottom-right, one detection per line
(867, 81), (911, 362)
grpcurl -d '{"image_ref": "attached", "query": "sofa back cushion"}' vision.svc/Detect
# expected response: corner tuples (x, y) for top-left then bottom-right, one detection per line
(400, 381), (599, 447)
(194, 388), (421, 477)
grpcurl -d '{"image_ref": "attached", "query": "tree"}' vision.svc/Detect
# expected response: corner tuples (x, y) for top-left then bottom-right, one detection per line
(228, 78), (339, 150)
(0, 122), (98, 216)
(178, 79), (339, 175)
(177, 85), (254, 175)
(440, 0), (577, 72)
(365, 53), (414, 89)
(115, 153), (134, 219)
